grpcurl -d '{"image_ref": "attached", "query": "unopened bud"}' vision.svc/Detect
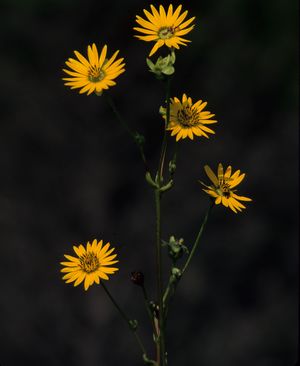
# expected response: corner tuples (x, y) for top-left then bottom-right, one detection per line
(130, 271), (144, 286)
(134, 132), (145, 147)
(129, 319), (138, 331)
(146, 51), (176, 80)
(169, 160), (176, 175)
(167, 236), (189, 262)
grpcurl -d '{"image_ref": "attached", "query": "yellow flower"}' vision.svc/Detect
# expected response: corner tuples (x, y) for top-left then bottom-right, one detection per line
(61, 239), (119, 291)
(134, 4), (195, 57)
(62, 43), (125, 96)
(200, 164), (252, 213)
(161, 93), (217, 141)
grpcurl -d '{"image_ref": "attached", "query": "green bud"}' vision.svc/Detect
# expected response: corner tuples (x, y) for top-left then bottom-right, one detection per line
(146, 51), (176, 79)
(129, 319), (138, 331)
(166, 236), (189, 262)
(134, 132), (145, 147)
(159, 106), (166, 115)
(171, 267), (182, 278)
(169, 160), (176, 175)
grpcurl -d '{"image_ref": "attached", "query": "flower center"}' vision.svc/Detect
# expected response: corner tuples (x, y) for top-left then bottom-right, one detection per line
(218, 178), (231, 198)
(158, 26), (174, 39)
(80, 252), (100, 273)
(177, 107), (199, 127)
(88, 66), (106, 83)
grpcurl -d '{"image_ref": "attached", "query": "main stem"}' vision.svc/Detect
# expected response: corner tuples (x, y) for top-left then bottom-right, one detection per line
(155, 189), (164, 365)
(155, 76), (171, 366)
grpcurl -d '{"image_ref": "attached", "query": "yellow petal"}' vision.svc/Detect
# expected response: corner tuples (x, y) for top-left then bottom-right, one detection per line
(103, 50), (119, 69)
(98, 271), (109, 280)
(64, 254), (80, 263)
(218, 163), (224, 179)
(170, 5), (182, 24)
(224, 166), (232, 178)
(60, 261), (79, 267)
(73, 51), (90, 68)
(167, 4), (173, 19)
(221, 196), (229, 207)
(150, 5), (161, 23)
(232, 193), (252, 202)
(100, 267), (119, 274)
(143, 8), (159, 26)
(74, 272), (85, 287)
(178, 17), (195, 30)
(99, 44), (107, 68)
(149, 39), (164, 57)
(136, 16), (158, 31)
(174, 10), (188, 28)
(87, 45), (95, 65)
(134, 26), (157, 35)
(230, 173), (245, 188)
(84, 275), (91, 291)
(215, 196), (222, 205)
(175, 25), (194, 37)
(159, 5), (167, 23)
(204, 165), (219, 186)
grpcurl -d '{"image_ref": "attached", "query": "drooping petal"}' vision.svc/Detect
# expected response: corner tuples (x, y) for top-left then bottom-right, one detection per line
(204, 165), (219, 186)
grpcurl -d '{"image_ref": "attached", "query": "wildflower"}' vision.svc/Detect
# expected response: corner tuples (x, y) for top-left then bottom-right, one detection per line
(61, 239), (119, 290)
(200, 164), (252, 213)
(62, 43), (125, 96)
(160, 93), (217, 141)
(134, 4), (195, 57)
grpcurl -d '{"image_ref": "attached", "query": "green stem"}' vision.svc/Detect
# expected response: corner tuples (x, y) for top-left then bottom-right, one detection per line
(182, 203), (213, 275)
(154, 188), (164, 366)
(142, 284), (158, 338)
(162, 276), (174, 321)
(105, 93), (148, 170)
(154, 76), (172, 366)
(158, 76), (171, 180)
(101, 282), (147, 358)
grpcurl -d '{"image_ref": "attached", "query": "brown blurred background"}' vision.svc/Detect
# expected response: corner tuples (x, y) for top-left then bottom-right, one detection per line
(0, 0), (298, 365)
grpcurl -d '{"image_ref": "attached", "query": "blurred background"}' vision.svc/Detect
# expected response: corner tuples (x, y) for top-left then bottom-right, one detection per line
(0, 0), (298, 365)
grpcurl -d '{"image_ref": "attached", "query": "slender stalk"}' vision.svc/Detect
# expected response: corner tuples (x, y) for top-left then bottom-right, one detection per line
(105, 93), (148, 170)
(182, 203), (213, 275)
(154, 75), (172, 366)
(154, 188), (164, 366)
(158, 76), (172, 180)
(142, 284), (158, 338)
(101, 282), (147, 357)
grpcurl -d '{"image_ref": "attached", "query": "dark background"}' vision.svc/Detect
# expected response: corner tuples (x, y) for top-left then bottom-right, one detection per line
(0, 0), (298, 365)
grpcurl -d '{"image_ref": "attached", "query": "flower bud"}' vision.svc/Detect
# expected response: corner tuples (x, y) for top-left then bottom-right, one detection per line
(134, 132), (145, 147)
(146, 51), (176, 79)
(166, 236), (189, 262)
(169, 160), (176, 175)
(130, 271), (144, 286)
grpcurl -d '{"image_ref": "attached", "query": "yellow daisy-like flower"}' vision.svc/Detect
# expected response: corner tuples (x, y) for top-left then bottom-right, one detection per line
(61, 239), (119, 291)
(200, 164), (252, 213)
(62, 43), (125, 96)
(161, 93), (217, 141)
(134, 4), (195, 57)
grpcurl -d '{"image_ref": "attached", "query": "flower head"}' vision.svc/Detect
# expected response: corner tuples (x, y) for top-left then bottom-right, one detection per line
(161, 94), (217, 141)
(134, 4), (195, 57)
(61, 239), (119, 290)
(200, 164), (252, 213)
(62, 43), (125, 96)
